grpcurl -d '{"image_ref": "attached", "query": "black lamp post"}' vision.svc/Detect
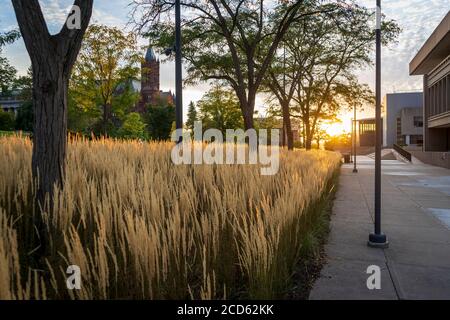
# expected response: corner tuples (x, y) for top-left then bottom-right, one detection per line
(175, 0), (183, 143)
(368, 0), (388, 248)
(165, 0), (183, 143)
(353, 105), (358, 173)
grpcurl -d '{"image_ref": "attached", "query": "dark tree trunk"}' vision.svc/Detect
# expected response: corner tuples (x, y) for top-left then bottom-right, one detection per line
(243, 109), (254, 131)
(304, 108), (312, 150)
(281, 124), (286, 147)
(12, 0), (93, 205)
(281, 101), (294, 150)
(245, 94), (256, 131)
(304, 124), (313, 150)
(305, 134), (312, 150)
(237, 92), (255, 131)
(12, 0), (93, 262)
(103, 103), (111, 136)
(32, 67), (69, 201)
(301, 121), (305, 148)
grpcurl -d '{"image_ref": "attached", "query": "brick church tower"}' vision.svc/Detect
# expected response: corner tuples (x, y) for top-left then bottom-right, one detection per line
(136, 45), (174, 113)
(138, 46), (160, 112)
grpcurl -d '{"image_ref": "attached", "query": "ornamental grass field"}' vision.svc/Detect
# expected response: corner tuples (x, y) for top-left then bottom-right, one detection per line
(0, 136), (340, 300)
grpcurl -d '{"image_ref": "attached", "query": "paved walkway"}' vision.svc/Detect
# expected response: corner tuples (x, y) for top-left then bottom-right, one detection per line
(309, 156), (450, 300)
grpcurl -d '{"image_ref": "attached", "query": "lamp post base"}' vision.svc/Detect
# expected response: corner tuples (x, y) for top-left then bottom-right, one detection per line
(368, 233), (389, 248)
(353, 168), (358, 173)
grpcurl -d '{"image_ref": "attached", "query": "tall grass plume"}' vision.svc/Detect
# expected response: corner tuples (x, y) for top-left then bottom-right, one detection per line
(0, 135), (340, 299)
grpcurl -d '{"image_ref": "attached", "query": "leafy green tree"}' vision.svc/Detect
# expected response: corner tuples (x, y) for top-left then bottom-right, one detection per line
(0, 26), (23, 130)
(254, 109), (279, 132)
(254, 109), (281, 146)
(0, 28), (20, 95)
(70, 24), (141, 136)
(0, 109), (15, 131)
(264, 4), (399, 150)
(144, 103), (175, 141)
(0, 57), (17, 95)
(186, 101), (198, 132)
(130, 0), (334, 131)
(0, 29), (20, 47)
(197, 85), (243, 135)
(118, 112), (147, 140)
(68, 92), (99, 135)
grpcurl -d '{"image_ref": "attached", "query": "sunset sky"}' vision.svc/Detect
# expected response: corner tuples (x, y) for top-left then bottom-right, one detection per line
(1, 0), (448, 135)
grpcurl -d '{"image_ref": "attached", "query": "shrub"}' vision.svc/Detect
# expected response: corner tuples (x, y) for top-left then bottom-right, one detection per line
(0, 109), (15, 131)
(144, 104), (175, 140)
(15, 102), (33, 132)
(118, 112), (146, 140)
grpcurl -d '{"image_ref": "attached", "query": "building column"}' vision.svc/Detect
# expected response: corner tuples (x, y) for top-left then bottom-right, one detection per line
(423, 74), (430, 151)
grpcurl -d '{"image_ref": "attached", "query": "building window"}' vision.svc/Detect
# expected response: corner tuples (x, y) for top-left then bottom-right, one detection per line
(414, 116), (423, 128)
(428, 75), (450, 117)
(396, 118), (403, 145)
(410, 135), (423, 145)
(359, 122), (375, 135)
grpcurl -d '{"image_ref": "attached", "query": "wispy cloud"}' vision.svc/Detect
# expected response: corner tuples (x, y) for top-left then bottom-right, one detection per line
(356, 0), (449, 94)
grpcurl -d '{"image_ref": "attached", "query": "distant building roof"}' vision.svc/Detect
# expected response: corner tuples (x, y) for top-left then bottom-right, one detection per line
(410, 11), (450, 75)
(386, 91), (423, 97)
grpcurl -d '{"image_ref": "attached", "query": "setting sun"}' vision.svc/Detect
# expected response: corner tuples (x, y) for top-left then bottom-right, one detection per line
(324, 122), (348, 136)
(321, 112), (353, 137)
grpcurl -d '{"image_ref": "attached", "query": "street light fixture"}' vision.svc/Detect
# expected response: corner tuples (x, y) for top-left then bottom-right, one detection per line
(353, 105), (358, 173)
(368, 0), (389, 248)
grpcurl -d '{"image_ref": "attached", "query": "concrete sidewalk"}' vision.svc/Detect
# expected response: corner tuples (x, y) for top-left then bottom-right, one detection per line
(309, 156), (450, 300)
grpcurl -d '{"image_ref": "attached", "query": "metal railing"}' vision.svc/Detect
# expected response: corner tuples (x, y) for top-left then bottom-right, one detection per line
(393, 144), (412, 162)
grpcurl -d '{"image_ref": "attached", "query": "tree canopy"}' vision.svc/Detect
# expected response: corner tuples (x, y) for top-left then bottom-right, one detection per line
(144, 103), (175, 140)
(186, 101), (198, 132)
(197, 85), (244, 135)
(263, 3), (400, 149)
(69, 24), (141, 136)
(130, 0), (337, 130)
(119, 112), (147, 140)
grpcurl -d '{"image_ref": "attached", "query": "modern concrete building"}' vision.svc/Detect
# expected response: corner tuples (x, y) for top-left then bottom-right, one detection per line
(357, 117), (378, 147)
(401, 107), (424, 145)
(382, 92), (424, 148)
(355, 92), (423, 149)
(410, 11), (450, 152)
